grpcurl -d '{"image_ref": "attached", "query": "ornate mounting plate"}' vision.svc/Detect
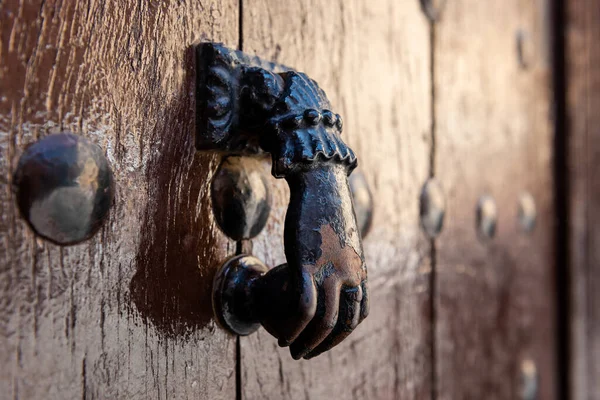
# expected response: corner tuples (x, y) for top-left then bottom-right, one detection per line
(196, 43), (289, 154)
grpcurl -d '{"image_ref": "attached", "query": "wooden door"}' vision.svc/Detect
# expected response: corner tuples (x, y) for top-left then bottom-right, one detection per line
(0, 0), (561, 399)
(565, 0), (600, 398)
(239, 0), (433, 398)
(0, 1), (239, 398)
(433, 2), (557, 399)
(238, 0), (558, 399)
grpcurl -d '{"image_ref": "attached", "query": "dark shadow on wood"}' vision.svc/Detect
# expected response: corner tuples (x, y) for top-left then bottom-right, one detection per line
(130, 45), (224, 337)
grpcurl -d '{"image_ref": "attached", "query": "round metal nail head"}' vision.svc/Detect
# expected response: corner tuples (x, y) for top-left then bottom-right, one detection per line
(420, 0), (448, 21)
(516, 29), (535, 70)
(476, 194), (498, 240)
(13, 133), (114, 245)
(518, 192), (537, 233)
(519, 359), (538, 400)
(420, 178), (446, 238)
(349, 171), (374, 238)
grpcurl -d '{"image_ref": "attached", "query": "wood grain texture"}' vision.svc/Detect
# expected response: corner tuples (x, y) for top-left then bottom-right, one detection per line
(433, 1), (557, 399)
(0, 1), (238, 399)
(239, 0), (433, 398)
(565, 0), (600, 398)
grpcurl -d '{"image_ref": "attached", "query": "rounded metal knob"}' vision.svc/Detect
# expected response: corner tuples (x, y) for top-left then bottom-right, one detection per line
(13, 133), (114, 245)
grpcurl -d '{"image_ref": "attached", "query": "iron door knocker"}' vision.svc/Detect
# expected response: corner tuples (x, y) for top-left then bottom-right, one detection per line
(197, 43), (369, 360)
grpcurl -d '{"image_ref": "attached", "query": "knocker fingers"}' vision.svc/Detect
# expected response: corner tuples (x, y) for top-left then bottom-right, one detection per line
(302, 282), (365, 360)
(275, 269), (318, 347)
(289, 278), (340, 360)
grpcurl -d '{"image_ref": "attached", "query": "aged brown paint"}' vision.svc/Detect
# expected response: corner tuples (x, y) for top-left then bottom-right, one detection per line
(241, 0), (433, 398)
(0, 0), (238, 398)
(565, 0), (600, 397)
(312, 224), (364, 286)
(433, 1), (557, 399)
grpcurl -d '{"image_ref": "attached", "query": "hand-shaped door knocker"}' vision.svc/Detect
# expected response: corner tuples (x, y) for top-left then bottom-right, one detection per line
(197, 43), (369, 360)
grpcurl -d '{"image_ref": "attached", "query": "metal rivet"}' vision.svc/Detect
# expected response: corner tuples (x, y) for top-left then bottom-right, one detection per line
(519, 359), (538, 400)
(211, 156), (272, 241)
(13, 133), (114, 245)
(304, 109), (322, 125)
(322, 110), (335, 127)
(420, 178), (446, 238)
(476, 194), (497, 240)
(516, 29), (534, 70)
(420, 0), (448, 22)
(349, 171), (374, 238)
(518, 192), (537, 233)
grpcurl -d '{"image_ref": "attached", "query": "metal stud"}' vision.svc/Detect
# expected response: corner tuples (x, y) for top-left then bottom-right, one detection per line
(519, 359), (538, 400)
(420, 0), (448, 22)
(516, 29), (534, 70)
(211, 156), (272, 241)
(13, 133), (114, 245)
(420, 178), (446, 238)
(476, 194), (497, 240)
(517, 192), (537, 233)
(349, 171), (374, 238)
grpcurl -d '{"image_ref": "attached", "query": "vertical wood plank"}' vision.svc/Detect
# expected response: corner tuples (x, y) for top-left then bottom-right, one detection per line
(565, 0), (600, 398)
(240, 0), (433, 398)
(433, 1), (557, 398)
(0, 1), (238, 398)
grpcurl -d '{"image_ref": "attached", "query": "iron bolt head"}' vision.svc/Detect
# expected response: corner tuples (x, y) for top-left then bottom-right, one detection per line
(476, 194), (497, 241)
(420, 178), (446, 238)
(13, 133), (114, 245)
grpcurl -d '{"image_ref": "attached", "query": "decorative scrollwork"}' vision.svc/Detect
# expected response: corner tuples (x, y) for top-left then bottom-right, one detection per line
(196, 43), (357, 177)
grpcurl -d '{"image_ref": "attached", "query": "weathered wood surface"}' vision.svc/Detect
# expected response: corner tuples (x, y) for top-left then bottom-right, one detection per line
(0, 1), (238, 399)
(0, 0), (567, 399)
(565, 0), (600, 398)
(240, 0), (433, 398)
(433, 1), (557, 399)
